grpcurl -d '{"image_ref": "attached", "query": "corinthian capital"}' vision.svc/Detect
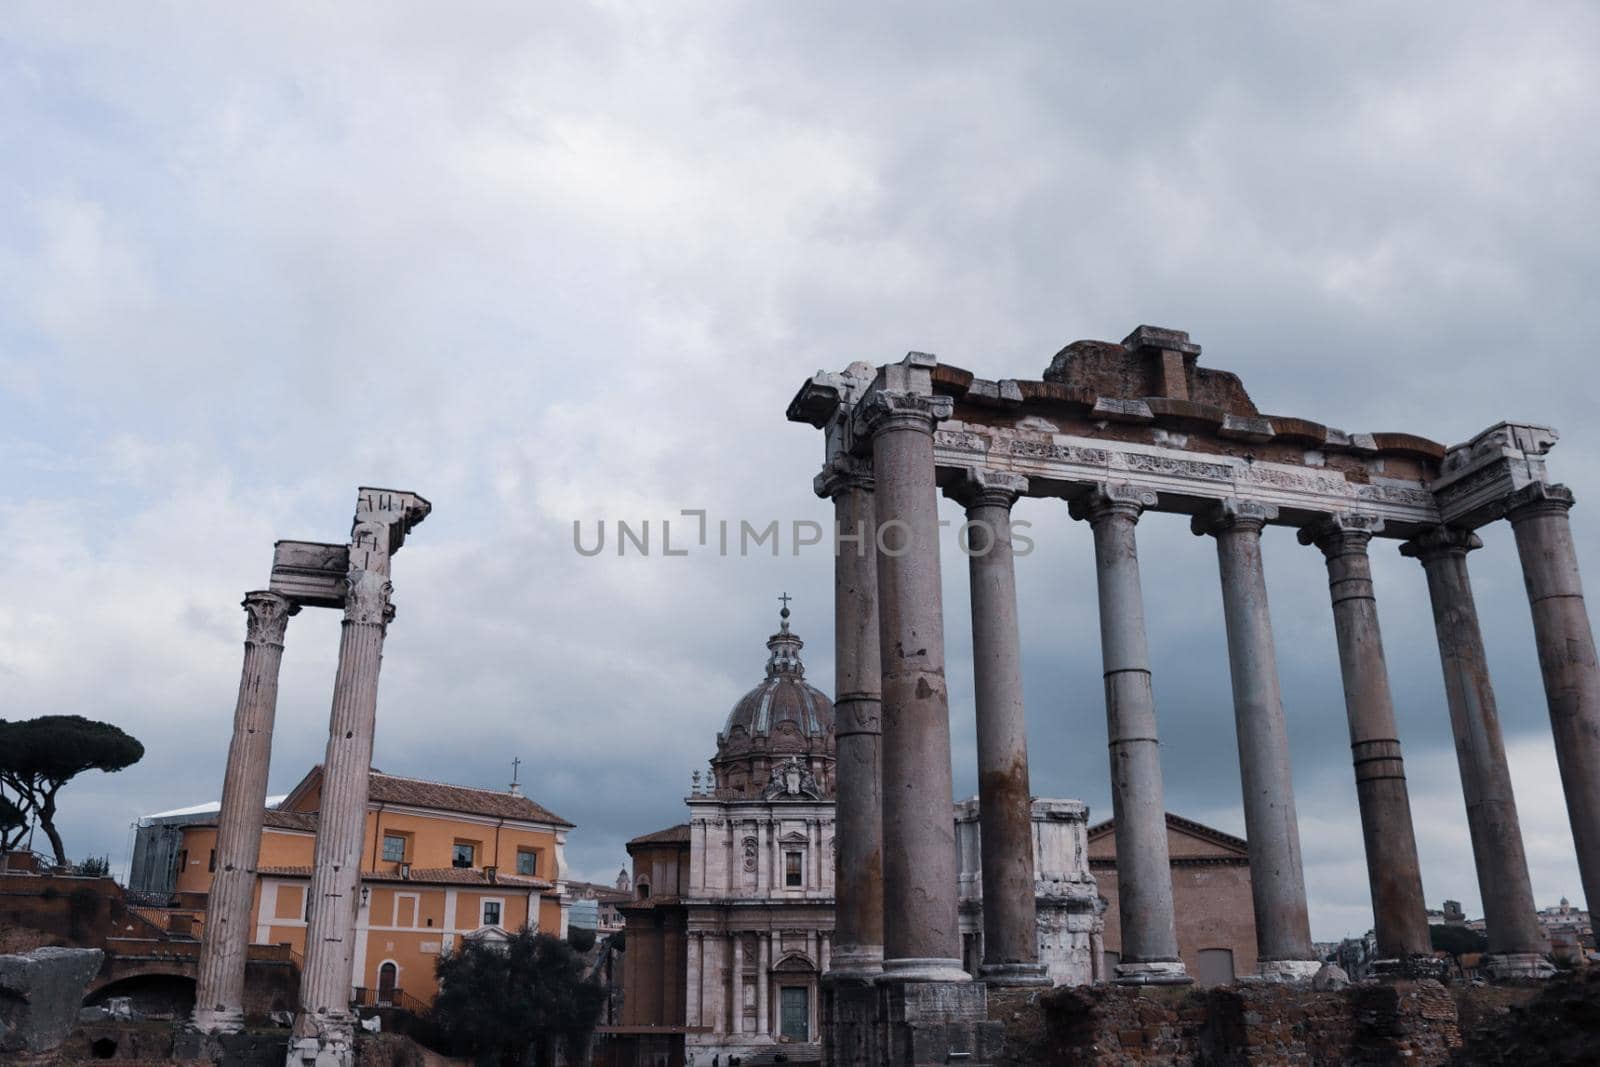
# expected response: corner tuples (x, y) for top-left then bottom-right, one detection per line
(1191, 498), (1278, 537)
(242, 591), (299, 647)
(945, 468), (1028, 511)
(1505, 482), (1576, 523)
(1399, 525), (1482, 563)
(1068, 482), (1158, 525)
(1297, 513), (1384, 558)
(814, 455), (875, 500)
(856, 390), (954, 439)
(343, 570), (394, 626)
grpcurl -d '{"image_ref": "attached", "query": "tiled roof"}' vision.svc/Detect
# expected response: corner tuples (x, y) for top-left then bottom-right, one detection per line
(258, 865), (553, 890)
(565, 880), (633, 903)
(367, 772), (574, 827)
(1087, 811), (1249, 854)
(627, 823), (691, 847)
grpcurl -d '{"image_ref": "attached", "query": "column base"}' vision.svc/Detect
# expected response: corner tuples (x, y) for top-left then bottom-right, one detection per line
(979, 962), (1051, 987)
(881, 957), (972, 983)
(827, 943), (886, 981)
(881, 978), (1004, 1066)
(1484, 952), (1557, 981)
(1370, 955), (1451, 981)
(191, 1006), (245, 1034)
(1114, 959), (1192, 986)
(285, 1011), (355, 1067)
(1254, 959), (1323, 981)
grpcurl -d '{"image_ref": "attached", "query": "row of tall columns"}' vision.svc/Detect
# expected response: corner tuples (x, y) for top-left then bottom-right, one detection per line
(193, 593), (299, 1031)
(817, 377), (1597, 990)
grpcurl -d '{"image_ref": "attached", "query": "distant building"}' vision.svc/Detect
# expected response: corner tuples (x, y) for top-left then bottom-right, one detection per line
(955, 797), (1104, 986)
(1536, 898), (1593, 963)
(127, 795), (286, 897)
(171, 765), (574, 1007)
(1087, 813), (1257, 986)
(613, 608), (837, 1066)
(568, 879), (631, 933)
(1426, 899), (1468, 926)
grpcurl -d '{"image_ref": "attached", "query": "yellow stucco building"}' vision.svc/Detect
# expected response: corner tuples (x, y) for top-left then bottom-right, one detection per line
(176, 766), (574, 1007)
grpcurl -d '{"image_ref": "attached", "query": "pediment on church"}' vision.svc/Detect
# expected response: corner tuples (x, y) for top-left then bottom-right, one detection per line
(778, 830), (810, 845)
(773, 952), (816, 973)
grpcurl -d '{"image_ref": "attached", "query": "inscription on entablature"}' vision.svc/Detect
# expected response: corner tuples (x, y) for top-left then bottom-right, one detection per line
(1116, 451), (1232, 481)
(1354, 483), (1435, 507)
(933, 429), (989, 454)
(1007, 439), (1109, 465)
(1241, 465), (1350, 495)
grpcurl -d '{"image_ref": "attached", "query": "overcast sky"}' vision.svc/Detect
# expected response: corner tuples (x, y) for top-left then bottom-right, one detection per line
(3, 3), (1598, 942)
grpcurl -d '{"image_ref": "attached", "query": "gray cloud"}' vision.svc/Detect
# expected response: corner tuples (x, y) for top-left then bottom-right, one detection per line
(2, 2), (1596, 940)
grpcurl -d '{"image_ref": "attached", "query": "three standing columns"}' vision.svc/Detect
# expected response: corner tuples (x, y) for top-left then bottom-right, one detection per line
(1193, 500), (1317, 976)
(949, 469), (1048, 986)
(1401, 527), (1551, 976)
(1299, 516), (1431, 960)
(1505, 483), (1600, 917)
(1070, 484), (1188, 984)
(819, 458), (886, 977)
(294, 564), (396, 1051)
(860, 387), (968, 982)
(193, 591), (298, 1033)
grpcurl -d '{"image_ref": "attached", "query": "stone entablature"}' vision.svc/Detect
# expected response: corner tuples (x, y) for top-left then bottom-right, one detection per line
(788, 330), (1562, 540)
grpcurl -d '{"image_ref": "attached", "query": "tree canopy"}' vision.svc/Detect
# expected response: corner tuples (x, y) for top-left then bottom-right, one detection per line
(0, 792), (26, 852)
(1430, 922), (1489, 958)
(0, 716), (145, 865)
(430, 928), (605, 1067)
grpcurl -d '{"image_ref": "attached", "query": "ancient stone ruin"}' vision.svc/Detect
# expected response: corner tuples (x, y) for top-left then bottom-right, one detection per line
(788, 326), (1600, 1065)
(188, 487), (430, 1067)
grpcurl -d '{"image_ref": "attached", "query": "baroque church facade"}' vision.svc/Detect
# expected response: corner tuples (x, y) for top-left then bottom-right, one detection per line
(616, 606), (838, 1065)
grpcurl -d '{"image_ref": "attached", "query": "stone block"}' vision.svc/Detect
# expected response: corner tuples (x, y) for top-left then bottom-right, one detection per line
(0, 946), (104, 1063)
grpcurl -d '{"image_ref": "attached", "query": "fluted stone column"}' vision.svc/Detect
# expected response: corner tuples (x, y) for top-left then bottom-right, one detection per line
(822, 460), (887, 976)
(1506, 483), (1600, 915)
(193, 591), (299, 1033)
(1299, 516), (1431, 960)
(1192, 500), (1316, 977)
(861, 386), (968, 983)
(1403, 527), (1551, 978)
(946, 468), (1047, 987)
(293, 571), (394, 1056)
(1071, 484), (1188, 984)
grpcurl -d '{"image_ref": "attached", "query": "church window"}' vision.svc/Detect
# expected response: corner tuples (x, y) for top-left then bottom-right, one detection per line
(785, 851), (803, 887)
(382, 834), (407, 862)
(452, 842), (476, 868)
(516, 848), (538, 876)
(481, 900), (502, 926)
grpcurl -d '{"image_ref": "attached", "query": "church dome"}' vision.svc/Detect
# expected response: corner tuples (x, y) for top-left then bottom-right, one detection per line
(711, 601), (835, 797)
